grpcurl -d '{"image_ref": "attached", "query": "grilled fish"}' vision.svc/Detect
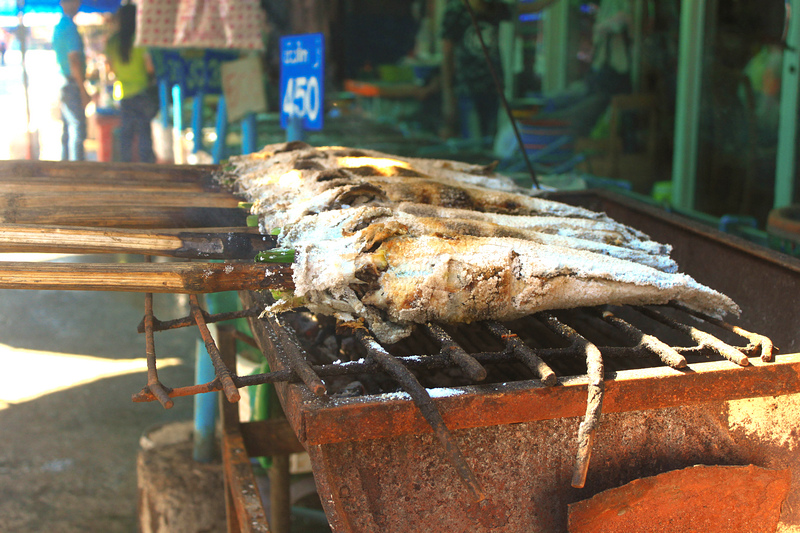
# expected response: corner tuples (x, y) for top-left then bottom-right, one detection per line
(225, 142), (653, 242)
(273, 206), (738, 343)
(222, 142), (739, 343)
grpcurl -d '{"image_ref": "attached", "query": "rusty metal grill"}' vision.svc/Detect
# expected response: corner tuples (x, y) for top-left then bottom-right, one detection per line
(4, 160), (799, 531)
(132, 290), (775, 495)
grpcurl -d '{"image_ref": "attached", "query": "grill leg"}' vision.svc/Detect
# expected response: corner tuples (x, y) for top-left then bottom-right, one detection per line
(270, 455), (292, 533)
(218, 325), (270, 532)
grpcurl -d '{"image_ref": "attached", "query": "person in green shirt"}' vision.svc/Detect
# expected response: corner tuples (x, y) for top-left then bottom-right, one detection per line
(105, 3), (156, 163)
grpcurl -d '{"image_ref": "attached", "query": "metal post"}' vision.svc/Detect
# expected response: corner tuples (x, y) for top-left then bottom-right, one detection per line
(286, 113), (304, 143)
(172, 84), (184, 164)
(774, 0), (800, 209)
(16, 7), (35, 160)
(269, 455), (292, 533)
(631, 0), (644, 92)
(192, 336), (218, 462)
(158, 79), (169, 131)
(241, 113), (257, 155)
(671, 0), (707, 210)
(212, 96), (228, 164)
(541, 0), (570, 95)
(191, 92), (205, 154)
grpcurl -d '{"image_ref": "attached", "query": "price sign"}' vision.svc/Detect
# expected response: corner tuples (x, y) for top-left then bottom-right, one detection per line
(280, 33), (324, 131)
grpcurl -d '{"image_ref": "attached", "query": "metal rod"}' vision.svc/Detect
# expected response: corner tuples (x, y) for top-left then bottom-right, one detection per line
(189, 294), (241, 402)
(538, 313), (604, 489)
(602, 311), (687, 369)
(356, 328), (486, 503)
(459, 0), (540, 188)
(143, 290), (174, 409)
(486, 321), (557, 385)
(138, 305), (263, 333)
(425, 323), (487, 381)
(669, 302), (775, 361)
(635, 306), (750, 366)
(276, 315), (327, 397)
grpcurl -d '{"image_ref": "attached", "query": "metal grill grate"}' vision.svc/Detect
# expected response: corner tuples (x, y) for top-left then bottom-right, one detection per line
(133, 290), (774, 496)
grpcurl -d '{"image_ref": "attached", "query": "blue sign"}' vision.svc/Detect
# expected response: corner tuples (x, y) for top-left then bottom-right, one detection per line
(280, 33), (324, 131)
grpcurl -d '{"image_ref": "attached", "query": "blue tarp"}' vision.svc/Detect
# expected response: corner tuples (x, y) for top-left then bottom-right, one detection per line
(0, 0), (121, 16)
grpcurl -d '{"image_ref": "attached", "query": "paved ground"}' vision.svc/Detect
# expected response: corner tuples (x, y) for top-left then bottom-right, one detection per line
(0, 254), (199, 532)
(0, 49), (204, 531)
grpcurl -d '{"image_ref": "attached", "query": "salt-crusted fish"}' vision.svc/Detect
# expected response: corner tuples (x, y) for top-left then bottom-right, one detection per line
(225, 142), (607, 219)
(220, 142), (739, 343)
(224, 142), (652, 243)
(274, 206), (738, 344)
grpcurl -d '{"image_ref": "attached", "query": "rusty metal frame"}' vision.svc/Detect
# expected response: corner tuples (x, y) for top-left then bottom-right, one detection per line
(237, 290), (800, 447)
(137, 284), (791, 498)
(128, 188), (800, 532)
(218, 326), (270, 533)
(137, 296), (306, 533)
(237, 288), (800, 531)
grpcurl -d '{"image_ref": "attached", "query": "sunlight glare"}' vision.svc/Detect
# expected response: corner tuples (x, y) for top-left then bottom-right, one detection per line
(0, 343), (183, 408)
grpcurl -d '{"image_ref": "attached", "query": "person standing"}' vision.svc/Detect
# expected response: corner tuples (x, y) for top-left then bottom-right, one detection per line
(105, 4), (156, 163)
(440, 0), (557, 142)
(53, 0), (89, 161)
(539, 0), (635, 136)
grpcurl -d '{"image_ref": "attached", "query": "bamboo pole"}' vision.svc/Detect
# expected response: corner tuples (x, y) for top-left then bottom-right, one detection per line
(0, 205), (247, 228)
(0, 261), (293, 293)
(0, 190), (241, 209)
(0, 224), (275, 259)
(0, 179), (212, 194)
(0, 160), (218, 181)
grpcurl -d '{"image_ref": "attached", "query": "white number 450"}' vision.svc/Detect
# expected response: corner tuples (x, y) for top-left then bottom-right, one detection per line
(283, 76), (320, 122)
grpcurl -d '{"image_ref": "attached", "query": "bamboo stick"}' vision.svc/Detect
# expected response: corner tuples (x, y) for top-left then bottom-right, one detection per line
(0, 261), (293, 293)
(0, 180), (212, 194)
(0, 205), (247, 228)
(0, 224), (276, 259)
(0, 160), (218, 181)
(0, 190), (241, 209)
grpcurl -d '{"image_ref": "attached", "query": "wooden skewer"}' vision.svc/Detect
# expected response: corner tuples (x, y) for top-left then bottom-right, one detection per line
(0, 190), (241, 209)
(0, 160), (218, 181)
(0, 224), (276, 259)
(0, 261), (294, 293)
(0, 179), (214, 194)
(0, 205), (247, 228)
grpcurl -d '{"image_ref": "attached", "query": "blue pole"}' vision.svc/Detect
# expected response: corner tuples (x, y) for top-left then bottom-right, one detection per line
(242, 113), (257, 155)
(192, 336), (217, 462)
(158, 79), (169, 131)
(171, 84), (183, 164)
(171, 84), (183, 132)
(191, 91), (205, 154)
(212, 96), (228, 164)
(286, 113), (305, 143)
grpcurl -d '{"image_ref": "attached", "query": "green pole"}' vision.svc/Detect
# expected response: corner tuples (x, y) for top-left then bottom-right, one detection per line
(774, 0), (800, 209)
(541, 0), (570, 95)
(671, 0), (707, 211)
